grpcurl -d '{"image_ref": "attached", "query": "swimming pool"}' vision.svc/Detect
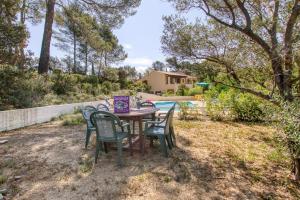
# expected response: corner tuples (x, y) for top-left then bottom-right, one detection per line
(153, 101), (195, 111)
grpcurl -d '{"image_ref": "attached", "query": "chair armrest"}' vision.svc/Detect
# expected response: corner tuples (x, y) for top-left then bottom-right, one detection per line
(158, 113), (167, 116)
(157, 113), (167, 121)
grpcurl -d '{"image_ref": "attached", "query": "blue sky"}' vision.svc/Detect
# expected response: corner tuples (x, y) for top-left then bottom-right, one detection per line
(27, 0), (203, 72)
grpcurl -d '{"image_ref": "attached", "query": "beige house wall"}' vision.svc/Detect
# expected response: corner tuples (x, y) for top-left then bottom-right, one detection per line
(141, 71), (196, 93)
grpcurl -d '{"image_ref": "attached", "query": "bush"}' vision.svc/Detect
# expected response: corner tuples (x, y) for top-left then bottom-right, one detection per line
(51, 71), (77, 95)
(112, 83), (120, 91)
(0, 65), (51, 110)
(205, 87), (270, 121)
(163, 90), (175, 97)
(102, 81), (112, 95)
(178, 101), (201, 120)
(128, 82), (151, 93)
(205, 87), (235, 121)
(278, 100), (300, 179)
(232, 93), (265, 122)
(176, 84), (189, 96)
(188, 86), (203, 96)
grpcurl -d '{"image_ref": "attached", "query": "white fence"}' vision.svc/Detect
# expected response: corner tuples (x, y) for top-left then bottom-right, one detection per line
(0, 101), (101, 132)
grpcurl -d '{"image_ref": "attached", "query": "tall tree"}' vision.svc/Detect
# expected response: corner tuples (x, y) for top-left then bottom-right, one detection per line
(38, 0), (141, 74)
(0, 0), (28, 66)
(38, 0), (55, 74)
(18, 0), (44, 69)
(167, 0), (300, 101)
(165, 0), (300, 180)
(152, 61), (166, 71)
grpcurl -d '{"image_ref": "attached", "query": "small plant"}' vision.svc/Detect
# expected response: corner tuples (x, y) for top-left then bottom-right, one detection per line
(61, 114), (85, 126)
(0, 175), (7, 184)
(278, 100), (300, 180)
(188, 86), (203, 96)
(176, 84), (189, 96)
(79, 157), (94, 173)
(178, 102), (189, 120)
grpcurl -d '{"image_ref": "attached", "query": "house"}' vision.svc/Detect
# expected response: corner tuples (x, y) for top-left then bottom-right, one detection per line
(140, 70), (197, 94)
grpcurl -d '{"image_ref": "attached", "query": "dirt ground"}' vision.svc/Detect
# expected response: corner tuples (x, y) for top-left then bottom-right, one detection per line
(0, 119), (299, 200)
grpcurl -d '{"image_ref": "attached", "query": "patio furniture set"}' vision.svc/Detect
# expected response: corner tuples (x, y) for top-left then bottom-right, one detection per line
(81, 100), (176, 166)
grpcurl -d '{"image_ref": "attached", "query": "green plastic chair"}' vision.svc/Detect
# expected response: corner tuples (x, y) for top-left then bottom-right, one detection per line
(144, 104), (175, 157)
(140, 101), (156, 121)
(81, 105), (97, 149)
(156, 103), (177, 147)
(90, 111), (133, 166)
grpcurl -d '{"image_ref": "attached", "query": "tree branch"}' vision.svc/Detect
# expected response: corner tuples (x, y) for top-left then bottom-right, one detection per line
(236, 0), (251, 29)
(284, 0), (300, 71)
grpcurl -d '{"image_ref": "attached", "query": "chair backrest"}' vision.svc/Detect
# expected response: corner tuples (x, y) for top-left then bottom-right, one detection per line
(90, 111), (122, 140)
(164, 103), (176, 135)
(96, 103), (109, 111)
(81, 106), (97, 127)
(140, 101), (156, 108)
(140, 101), (156, 119)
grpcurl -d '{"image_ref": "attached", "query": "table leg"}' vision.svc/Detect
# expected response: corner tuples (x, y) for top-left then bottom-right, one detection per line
(150, 113), (155, 147)
(138, 117), (145, 155)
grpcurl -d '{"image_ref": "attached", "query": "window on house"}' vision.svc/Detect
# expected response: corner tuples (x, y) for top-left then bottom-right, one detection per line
(170, 77), (174, 84)
(165, 76), (168, 84)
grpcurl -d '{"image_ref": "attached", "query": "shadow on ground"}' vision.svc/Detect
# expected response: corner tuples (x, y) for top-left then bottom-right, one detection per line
(0, 120), (299, 199)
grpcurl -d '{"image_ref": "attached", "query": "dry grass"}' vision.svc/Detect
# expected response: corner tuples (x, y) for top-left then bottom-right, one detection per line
(0, 119), (299, 199)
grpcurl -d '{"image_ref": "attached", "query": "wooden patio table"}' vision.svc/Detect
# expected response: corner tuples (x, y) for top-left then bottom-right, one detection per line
(113, 107), (159, 155)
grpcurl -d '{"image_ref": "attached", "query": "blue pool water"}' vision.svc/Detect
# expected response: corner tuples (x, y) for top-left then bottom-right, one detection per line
(154, 101), (194, 111)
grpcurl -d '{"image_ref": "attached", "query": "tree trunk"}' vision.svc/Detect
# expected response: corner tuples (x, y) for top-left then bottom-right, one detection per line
(19, 0), (27, 70)
(73, 30), (77, 73)
(293, 158), (300, 181)
(38, 0), (56, 74)
(91, 61), (95, 75)
(85, 42), (88, 74)
(269, 54), (294, 101)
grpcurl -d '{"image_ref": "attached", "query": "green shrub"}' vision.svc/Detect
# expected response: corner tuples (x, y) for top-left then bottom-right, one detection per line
(178, 102), (189, 120)
(232, 93), (265, 122)
(205, 87), (235, 121)
(205, 87), (270, 121)
(188, 86), (203, 96)
(51, 71), (77, 95)
(176, 84), (189, 96)
(163, 90), (175, 97)
(128, 82), (151, 93)
(102, 81), (112, 95)
(0, 65), (51, 110)
(112, 83), (120, 91)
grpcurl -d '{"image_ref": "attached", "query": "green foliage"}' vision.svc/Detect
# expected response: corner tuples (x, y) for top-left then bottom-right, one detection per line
(128, 81), (151, 93)
(51, 70), (77, 95)
(188, 86), (203, 96)
(0, 0), (28, 66)
(178, 102), (201, 120)
(279, 101), (300, 159)
(232, 93), (266, 122)
(163, 90), (175, 97)
(0, 174), (7, 185)
(0, 65), (51, 110)
(79, 157), (94, 173)
(205, 87), (270, 121)
(112, 83), (120, 91)
(60, 113), (85, 126)
(176, 84), (189, 96)
(102, 81), (112, 95)
(178, 102), (189, 120)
